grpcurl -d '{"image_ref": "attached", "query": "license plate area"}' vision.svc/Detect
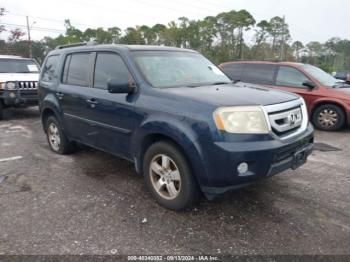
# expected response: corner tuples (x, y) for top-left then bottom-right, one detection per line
(292, 148), (308, 170)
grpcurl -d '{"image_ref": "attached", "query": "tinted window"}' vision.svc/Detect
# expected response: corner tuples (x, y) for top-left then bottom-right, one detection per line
(221, 63), (244, 81)
(41, 55), (59, 82)
(241, 64), (276, 85)
(64, 53), (91, 86)
(276, 66), (309, 88)
(94, 53), (130, 89)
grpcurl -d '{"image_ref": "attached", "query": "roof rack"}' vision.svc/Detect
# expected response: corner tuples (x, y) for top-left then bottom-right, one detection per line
(55, 41), (97, 50)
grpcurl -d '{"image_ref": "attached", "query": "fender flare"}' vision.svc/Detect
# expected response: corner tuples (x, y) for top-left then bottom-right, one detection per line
(131, 117), (210, 187)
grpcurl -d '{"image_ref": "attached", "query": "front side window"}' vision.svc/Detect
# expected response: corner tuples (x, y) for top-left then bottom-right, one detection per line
(276, 66), (309, 88)
(0, 59), (39, 74)
(63, 53), (91, 86)
(93, 53), (130, 89)
(241, 64), (277, 85)
(42, 55), (59, 82)
(132, 51), (230, 88)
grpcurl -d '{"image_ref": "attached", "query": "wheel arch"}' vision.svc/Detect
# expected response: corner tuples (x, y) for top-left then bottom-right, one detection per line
(311, 99), (348, 126)
(131, 120), (209, 188)
(40, 93), (63, 132)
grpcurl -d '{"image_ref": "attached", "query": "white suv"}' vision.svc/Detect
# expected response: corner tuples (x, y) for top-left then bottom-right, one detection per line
(0, 55), (40, 119)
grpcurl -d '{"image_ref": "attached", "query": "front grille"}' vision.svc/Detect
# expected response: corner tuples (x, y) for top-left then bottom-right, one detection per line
(17, 81), (38, 90)
(264, 99), (308, 139)
(268, 106), (303, 135)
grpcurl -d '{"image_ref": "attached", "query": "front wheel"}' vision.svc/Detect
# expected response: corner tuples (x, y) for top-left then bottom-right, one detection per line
(45, 116), (75, 154)
(143, 141), (201, 211)
(312, 104), (345, 131)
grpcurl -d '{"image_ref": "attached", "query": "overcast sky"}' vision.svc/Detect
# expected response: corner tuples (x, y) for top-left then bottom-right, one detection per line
(0, 0), (348, 44)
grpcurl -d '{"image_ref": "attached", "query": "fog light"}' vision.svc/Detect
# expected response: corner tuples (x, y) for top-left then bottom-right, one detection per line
(9, 92), (16, 98)
(237, 162), (248, 174)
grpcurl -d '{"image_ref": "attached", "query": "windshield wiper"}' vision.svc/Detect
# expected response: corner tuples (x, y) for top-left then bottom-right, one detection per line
(186, 81), (232, 88)
(211, 81), (232, 85)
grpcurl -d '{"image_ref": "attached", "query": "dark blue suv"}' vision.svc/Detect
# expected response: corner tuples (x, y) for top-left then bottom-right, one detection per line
(39, 43), (314, 210)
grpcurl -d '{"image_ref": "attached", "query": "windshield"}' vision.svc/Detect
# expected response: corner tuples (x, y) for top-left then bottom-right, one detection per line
(0, 59), (39, 73)
(132, 51), (231, 88)
(302, 64), (340, 87)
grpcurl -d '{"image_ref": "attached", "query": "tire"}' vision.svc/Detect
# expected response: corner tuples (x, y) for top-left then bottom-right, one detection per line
(312, 104), (346, 131)
(143, 141), (201, 211)
(45, 115), (75, 154)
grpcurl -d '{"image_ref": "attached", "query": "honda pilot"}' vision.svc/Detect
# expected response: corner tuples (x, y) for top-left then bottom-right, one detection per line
(39, 43), (314, 210)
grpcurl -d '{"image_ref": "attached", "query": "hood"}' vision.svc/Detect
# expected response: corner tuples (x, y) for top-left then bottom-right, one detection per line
(0, 73), (39, 82)
(332, 85), (350, 97)
(162, 82), (299, 107)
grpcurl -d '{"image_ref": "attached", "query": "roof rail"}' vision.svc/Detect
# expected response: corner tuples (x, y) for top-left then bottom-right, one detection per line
(55, 41), (97, 50)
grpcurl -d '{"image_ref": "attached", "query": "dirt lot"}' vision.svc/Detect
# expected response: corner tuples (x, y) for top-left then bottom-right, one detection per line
(0, 107), (349, 255)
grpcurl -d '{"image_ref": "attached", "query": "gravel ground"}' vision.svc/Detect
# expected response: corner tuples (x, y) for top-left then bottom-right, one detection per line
(0, 107), (349, 255)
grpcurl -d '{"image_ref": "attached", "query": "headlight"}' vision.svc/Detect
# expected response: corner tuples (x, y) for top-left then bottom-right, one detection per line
(0, 82), (4, 90)
(6, 82), (16, 90)
(213, 106), (270, 134)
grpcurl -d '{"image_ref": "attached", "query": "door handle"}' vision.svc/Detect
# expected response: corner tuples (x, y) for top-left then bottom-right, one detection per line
(86, 98), (98, 104)
(86, 98), (99, 108)
(56, 92), (64, 99)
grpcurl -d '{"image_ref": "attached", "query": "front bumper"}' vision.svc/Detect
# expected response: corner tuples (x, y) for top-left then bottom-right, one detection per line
(200, 125), (314, 197)
(0, 89), (38, 107)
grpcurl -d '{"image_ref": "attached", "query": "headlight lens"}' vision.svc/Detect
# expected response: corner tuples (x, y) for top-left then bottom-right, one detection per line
(6, 82), (16, 90)
(214, 106), (270, 134)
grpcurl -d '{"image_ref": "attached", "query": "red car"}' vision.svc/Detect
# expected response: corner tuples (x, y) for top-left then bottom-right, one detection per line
(219, 61), (350, 131)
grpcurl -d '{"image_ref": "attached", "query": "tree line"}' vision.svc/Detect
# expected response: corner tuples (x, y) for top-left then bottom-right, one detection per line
(1, 7), (350, 72)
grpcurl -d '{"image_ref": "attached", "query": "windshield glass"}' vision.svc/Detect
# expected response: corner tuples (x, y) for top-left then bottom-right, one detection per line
(0, 59), (39, 73)
(302, 64), (340, 87)
(132, 51), (231, 88)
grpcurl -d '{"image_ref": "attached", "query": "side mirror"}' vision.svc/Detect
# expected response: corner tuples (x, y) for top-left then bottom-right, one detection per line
(107, 78), (136, 94)
(302, 81), (317, 89)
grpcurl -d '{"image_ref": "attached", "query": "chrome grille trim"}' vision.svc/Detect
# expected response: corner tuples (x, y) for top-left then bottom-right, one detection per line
(18, 81), (38, 90)
(263, 98), (309, 140)
(269, 107), (303, 133)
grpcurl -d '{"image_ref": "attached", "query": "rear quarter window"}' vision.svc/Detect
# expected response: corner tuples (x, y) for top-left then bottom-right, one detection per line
(241, 64), (277, 85)
(221, 63), (244, 81)
(41, 55), (59, 82)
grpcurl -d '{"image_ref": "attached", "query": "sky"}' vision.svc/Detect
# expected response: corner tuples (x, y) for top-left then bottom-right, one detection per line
(0, 0), (348, 44)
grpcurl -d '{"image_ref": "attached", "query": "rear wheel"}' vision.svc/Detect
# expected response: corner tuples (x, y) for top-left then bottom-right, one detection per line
(45, 115), (75, 154)
(312, 104), (345, 131)
(143, 141), (201, 210)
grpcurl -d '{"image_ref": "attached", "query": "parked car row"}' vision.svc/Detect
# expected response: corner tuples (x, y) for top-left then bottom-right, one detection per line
(219, 61), (350, 131)
(0, 44), (348, 210)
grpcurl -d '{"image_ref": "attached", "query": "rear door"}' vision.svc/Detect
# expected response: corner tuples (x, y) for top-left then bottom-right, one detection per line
(57, 52), (96, 145)
(274, 66), (314, 104)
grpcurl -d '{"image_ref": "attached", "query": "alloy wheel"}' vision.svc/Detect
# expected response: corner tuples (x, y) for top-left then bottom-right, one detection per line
(149, 154), (181, 200)
(48, 122), (61, 152)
